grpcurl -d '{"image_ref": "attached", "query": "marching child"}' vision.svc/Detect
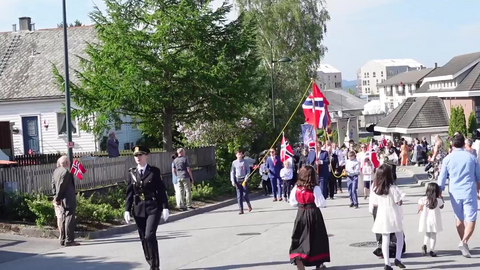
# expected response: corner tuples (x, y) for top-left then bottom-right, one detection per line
(362, 157), (374, 200)
(370, 164), (406, 270)
(418, 182), (444, 257)
(280, 161), (294, 202)
(346, 151), (360, 208)
(289, 165), (330, 269)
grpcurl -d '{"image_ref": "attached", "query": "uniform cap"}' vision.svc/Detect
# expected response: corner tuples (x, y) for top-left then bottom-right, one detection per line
(132, 145), (150, 155)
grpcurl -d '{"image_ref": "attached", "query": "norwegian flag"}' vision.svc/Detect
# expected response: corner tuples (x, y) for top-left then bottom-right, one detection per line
(302, 83), (331, 129)
(365, 140), (380, 169)
(280, 133), (294, 162)
(71, 159), (87, 180)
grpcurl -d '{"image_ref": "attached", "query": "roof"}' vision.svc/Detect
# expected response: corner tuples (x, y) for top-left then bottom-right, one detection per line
(378, 68), (434, 86)
(426, 51), (480, 78)
(416, 61), (480, 94)
(323, 90), (366, 112)
(0, 26), (96, 101)
(317, 64), (340, 73)
(372, 59), (423, 67)
(376, 97), (449, 129)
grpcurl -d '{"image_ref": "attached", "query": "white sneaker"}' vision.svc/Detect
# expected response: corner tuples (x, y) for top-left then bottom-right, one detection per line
(458, 241), (472, 258)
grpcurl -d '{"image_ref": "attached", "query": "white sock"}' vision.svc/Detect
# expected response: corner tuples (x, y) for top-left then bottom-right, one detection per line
(424, 232), (430, 246)
(382, 234), (390, 265)
(429, 232), (437, 251)
(395, 231), (404, 261)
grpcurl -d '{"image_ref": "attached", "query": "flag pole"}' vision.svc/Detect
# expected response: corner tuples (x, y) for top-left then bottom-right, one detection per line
(311, 78), (318, 154)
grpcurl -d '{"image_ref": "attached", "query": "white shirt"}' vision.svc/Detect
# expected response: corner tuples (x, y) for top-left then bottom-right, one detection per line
(137, 164), (147, 175)
(280, 168), (293, 180)
(289, 185), (326, 208)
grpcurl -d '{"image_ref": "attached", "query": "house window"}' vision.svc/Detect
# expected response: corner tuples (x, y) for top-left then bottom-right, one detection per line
(368, 80), (370, 85)
(124, 142), (134, 150)
(334, 75), (337, 78)
(373, 72), (376, 78)
(381, 71), (384, 77)
(56, 113), (78, 135)
(114, 119), (122, 131)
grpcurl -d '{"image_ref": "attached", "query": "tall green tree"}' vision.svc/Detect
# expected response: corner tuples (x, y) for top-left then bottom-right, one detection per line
(468, 111), (478, 138)
(53, 0), (261, 150)
(448, 106), (467, 137)
(235, 0), (330, 145)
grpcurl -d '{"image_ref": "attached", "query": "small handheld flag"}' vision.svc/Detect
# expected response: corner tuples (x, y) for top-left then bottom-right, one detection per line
(71, 159), (87, 180)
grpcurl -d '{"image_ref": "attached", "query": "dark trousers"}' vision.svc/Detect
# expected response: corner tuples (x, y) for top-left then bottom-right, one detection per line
(235, 182), (251, 211)
(134, 210), (161, 268)
(60, 207), (76, 244)
(328, 173), (336, 199)
(392, 165), (397, 180)
(270, 177), (282, 199)
(262, 179), (272, 195)
(347, 175), (359, 205)
(282, 179), (292, 199)
(319, 175), (328, 199)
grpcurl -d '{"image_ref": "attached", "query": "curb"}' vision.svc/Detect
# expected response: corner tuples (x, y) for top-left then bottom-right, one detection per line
(8, 193), (263, 240)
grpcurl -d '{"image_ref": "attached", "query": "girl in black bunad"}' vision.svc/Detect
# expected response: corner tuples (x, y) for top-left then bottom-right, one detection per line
(289, 165), (330, 269)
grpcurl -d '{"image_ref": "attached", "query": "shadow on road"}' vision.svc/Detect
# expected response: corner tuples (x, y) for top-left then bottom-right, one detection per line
(80, 231), (192, 246)
(180, 260), (289, 270)
(0, 238), (25, 249)
(0, 250), (141, 269)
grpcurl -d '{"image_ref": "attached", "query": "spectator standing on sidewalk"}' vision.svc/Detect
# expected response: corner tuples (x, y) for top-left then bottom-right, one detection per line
(173, 148), (195, 211)
(231, 150), (253, 214)
(171, 153), (181, 210)
(107, 132), (120, 158)
(53, 156), (79, 246)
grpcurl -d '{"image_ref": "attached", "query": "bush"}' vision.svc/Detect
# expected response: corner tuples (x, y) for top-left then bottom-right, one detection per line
(191, 182), (215, 201)
(76, 194), (121, 224)
(2, 191), (37, 222)
(25, 194), (55, 227)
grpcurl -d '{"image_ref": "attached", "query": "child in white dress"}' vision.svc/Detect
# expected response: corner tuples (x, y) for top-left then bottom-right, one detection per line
(369, 164), (406, 270)
(418, 182), (444, 257)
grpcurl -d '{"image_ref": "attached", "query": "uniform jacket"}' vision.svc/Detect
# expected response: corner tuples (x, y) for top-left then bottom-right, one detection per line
(317, 150), (330, 178)
(125, 164), (169, 217)
(266, 155), (283, 179)
(53, 167), (77, 210)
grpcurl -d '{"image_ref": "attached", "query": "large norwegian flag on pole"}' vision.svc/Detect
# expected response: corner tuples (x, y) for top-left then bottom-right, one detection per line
(71, 159), (87, 180)
(302, 82), (331, 129)
(281, 133), (294, 163)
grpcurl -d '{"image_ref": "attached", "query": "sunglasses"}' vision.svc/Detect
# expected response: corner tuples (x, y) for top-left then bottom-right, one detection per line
(134, 154), (145, 157)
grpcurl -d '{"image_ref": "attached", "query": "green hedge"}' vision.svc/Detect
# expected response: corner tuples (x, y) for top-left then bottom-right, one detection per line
(1, 176), (239, 228)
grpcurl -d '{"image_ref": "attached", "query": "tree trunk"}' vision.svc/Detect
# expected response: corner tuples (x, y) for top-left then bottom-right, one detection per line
(163, 110), (173, 151)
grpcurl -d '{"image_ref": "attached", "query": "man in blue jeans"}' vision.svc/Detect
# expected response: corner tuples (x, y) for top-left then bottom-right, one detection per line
(230, 150), (252, 214)
(438, 133), (480, 258)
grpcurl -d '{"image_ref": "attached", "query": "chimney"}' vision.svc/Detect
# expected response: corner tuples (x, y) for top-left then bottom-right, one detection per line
(19, 17), (32, 31)
(12, 24), (17, 32)
(434, 62), (438, 69)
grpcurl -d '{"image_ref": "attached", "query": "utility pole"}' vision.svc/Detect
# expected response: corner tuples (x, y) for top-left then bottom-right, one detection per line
(62, 0), (73, 164)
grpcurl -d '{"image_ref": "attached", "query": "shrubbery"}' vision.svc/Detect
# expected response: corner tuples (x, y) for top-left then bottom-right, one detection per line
(1, 176), (243, 228)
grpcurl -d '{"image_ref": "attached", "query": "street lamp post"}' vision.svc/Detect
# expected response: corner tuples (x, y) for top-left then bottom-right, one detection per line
(62, 0), (73, 164)
(270, 54), (292, 132)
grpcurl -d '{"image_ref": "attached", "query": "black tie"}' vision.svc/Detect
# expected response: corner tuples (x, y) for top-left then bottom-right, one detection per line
(140, 169), (144, 177)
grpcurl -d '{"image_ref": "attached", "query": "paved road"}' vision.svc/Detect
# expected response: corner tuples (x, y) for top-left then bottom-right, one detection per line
(1, 168), (480, 269)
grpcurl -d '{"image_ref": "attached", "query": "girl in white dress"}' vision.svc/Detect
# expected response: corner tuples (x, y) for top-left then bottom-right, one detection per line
(418, 182), (444, 257)
(370, 164), (406, 270)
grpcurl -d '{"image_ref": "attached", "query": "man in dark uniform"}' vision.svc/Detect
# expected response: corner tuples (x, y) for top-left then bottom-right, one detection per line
(124, 146), (169, 270)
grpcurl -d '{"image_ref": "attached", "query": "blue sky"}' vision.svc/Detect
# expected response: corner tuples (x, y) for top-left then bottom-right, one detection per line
(1, 0), (479, 80)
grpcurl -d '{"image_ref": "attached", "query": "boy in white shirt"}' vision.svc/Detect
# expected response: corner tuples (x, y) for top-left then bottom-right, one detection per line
(280, 161), (294, 202)
(346, 151), (361, 209)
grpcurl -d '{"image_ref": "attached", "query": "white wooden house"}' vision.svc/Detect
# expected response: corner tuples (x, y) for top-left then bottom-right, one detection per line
(0, 18), (142, 155)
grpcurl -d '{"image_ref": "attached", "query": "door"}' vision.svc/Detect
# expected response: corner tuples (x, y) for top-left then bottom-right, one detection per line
(22, 116), (40, 154)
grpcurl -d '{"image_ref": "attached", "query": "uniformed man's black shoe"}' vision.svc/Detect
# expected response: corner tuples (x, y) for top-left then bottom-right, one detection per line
(394, 259), (406, 269)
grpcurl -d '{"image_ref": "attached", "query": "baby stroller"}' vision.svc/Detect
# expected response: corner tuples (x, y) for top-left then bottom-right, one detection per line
(424, 157), (440, 181)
